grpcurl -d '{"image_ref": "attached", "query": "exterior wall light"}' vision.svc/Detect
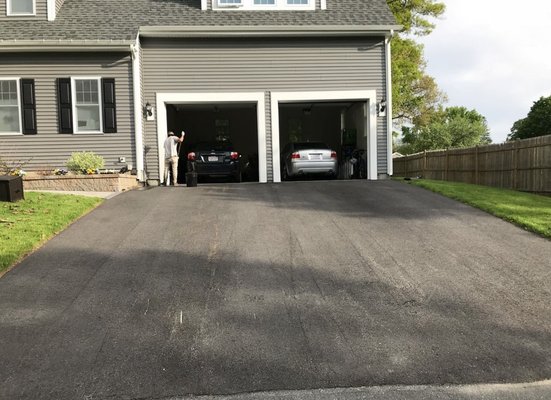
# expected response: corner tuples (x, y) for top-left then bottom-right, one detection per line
(377, 99), (387, 117)
(145, 102), (155, 121)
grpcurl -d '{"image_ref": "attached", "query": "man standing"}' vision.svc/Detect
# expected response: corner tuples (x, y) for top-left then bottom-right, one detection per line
(163, 131), (185, 186)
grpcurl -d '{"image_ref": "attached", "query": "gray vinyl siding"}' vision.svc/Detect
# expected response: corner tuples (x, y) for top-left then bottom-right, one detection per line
(264, 90), (272, 182)
(141, 37), (388, 181)
(0, 0), (47, 20)
(0, 52), (135, 171)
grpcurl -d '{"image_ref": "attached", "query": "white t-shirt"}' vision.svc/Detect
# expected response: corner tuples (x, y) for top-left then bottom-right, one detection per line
(164, 136), (180, 158)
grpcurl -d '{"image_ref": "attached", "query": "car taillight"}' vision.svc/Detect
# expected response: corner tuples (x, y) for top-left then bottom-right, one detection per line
(331, 151), (337, 159)
(230, 152), (239, 160)
(187, 152), (196, 161)
(291, 152), (301, 159)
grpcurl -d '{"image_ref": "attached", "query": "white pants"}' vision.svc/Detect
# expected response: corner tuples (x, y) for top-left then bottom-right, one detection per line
(164, 156), (179, 185)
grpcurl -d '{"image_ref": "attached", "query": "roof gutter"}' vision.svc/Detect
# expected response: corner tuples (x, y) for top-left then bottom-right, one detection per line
(139, 25), (403, 38)
(0, 39), (134, 52)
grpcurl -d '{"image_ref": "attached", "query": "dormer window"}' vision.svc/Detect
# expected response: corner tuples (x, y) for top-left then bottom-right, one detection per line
(218, 0), (242, 6)
(214, 0), (313, 10)
(7, 0), (35, 16)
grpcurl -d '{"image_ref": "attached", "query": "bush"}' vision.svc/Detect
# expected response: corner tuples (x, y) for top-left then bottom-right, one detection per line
(66, 152), (105, 174)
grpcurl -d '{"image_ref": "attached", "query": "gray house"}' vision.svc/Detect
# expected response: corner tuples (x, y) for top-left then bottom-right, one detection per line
(0, 0), (400, 184)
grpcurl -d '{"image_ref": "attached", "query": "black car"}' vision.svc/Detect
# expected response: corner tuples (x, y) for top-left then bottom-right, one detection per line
(187, 141), (242, 182)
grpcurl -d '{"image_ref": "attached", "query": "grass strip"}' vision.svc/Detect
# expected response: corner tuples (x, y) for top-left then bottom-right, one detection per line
(402, 179), (551, 239)
(0, 192), (103, 274)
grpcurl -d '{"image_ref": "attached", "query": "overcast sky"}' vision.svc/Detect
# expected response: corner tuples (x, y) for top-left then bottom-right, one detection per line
(417, 0), (551, 143)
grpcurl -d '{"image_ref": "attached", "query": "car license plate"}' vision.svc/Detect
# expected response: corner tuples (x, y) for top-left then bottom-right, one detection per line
(310, 154), (322, 160)
(208, 156), (218, 162)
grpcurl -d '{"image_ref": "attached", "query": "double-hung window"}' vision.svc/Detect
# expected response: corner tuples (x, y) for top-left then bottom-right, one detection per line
(7, 0), (35, 15)
(214, 0), (311, 10)
(218, 0), (242, 5)
(0, 79), (21, 134)
(72, 77), (102, 133)
(58, 77), (116, 134)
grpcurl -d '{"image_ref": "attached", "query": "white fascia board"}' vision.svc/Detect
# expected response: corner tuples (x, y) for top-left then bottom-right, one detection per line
(47, 0), (55, 21)
(155, 92), (267, 183)
(139, 25), (403, 38)
(270, 90), (378, 182)
(0, 40), (133, 52)
(131, 36), (145, 182)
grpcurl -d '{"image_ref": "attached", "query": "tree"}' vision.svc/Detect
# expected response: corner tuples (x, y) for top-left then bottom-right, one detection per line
(398, 106), (491, 153)
(387, 0), (447, 126)
(508, 95), (551, 140)
(391, 37), (447, 126)
(387, 0), (446, 36)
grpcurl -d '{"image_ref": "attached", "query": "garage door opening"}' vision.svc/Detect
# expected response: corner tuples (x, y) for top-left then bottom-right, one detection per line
(166, 103), (259, 183)
(278, 101), (369, 181)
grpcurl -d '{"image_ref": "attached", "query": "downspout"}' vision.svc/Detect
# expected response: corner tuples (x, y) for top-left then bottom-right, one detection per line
(131, 35), (145, 182)
(386, 29), (394, 177)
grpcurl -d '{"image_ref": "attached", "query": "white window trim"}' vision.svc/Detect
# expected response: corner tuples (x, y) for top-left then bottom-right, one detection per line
(71, 76), (104, 135)
(0, 77), (22, 136)
(6, 0), (36, 16)
(270, 90), (378, 182)
(155, 92), (267, 184)
(213, 0), (314, 11)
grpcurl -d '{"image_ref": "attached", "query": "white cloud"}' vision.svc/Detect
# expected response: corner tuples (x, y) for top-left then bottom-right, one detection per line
(417, 0), (551, 142)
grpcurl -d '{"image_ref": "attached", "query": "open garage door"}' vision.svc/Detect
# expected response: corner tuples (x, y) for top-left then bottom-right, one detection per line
(271, 91), (378, 183)
(278, 101), (369, 181)
(166, 103), (259, 183)
(155, 92), (267, 184)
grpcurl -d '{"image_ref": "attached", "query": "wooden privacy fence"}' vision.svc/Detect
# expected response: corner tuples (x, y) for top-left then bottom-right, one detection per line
(393, 135), (551, 193)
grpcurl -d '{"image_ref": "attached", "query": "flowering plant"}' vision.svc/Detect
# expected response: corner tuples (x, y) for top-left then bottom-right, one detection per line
(53, 168), (68, 176)
(66, 152), (104, 175)
(9, 169), (26, 177)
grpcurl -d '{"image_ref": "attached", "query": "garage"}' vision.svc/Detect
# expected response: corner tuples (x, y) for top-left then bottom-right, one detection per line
(271, 90), (378, 182)
(277, 101), (370, 181)
(165, 103), (259, 183)
(155, 92), (268, 184)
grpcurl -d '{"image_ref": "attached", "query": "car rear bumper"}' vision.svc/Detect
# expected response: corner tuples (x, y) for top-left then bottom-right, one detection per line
(288, 160), (338, 176)
(194, 162), (240, 176)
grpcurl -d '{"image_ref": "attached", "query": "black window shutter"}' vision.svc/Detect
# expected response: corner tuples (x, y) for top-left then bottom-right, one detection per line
(20, 79), (37, 135)
(102, 78), (117, 133)
(57, 78), (73, 134)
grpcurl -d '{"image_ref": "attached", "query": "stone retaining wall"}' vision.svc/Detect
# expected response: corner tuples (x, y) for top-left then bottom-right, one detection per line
(23, 174), (140, 192)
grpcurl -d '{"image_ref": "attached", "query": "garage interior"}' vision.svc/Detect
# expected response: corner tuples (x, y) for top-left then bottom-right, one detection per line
(166, 103), (259, 183)
(278, 101), (368, 180)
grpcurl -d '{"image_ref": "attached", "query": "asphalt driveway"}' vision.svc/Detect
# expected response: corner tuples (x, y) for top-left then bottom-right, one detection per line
(1, 181), (550, 399)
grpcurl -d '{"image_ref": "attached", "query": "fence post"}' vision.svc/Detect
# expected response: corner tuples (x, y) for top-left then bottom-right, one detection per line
(445, 149), (449, 181)
(475, 145), (479, 185)
(405, 155), (408, 178)
(423, 150), (427, 178)
(513, 140), (519, 190)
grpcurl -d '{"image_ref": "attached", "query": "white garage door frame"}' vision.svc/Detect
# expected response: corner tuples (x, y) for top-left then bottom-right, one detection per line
(271, 90), (378, 183)
(156, 92), (267, 183)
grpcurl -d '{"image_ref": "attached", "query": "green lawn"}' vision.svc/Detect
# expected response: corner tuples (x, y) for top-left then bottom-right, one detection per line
(402, 179), (551, 239)
(0, 192), (103, 274)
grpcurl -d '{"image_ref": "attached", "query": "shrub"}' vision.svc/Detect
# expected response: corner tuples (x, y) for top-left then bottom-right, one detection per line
(66, 152), (105, 174)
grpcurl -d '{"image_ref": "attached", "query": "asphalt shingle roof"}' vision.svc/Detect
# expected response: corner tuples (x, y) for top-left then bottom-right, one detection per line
(0, 0), (397, 42)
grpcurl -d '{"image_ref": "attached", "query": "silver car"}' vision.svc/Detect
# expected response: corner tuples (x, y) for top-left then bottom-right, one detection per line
(281, 142), (338, 180)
